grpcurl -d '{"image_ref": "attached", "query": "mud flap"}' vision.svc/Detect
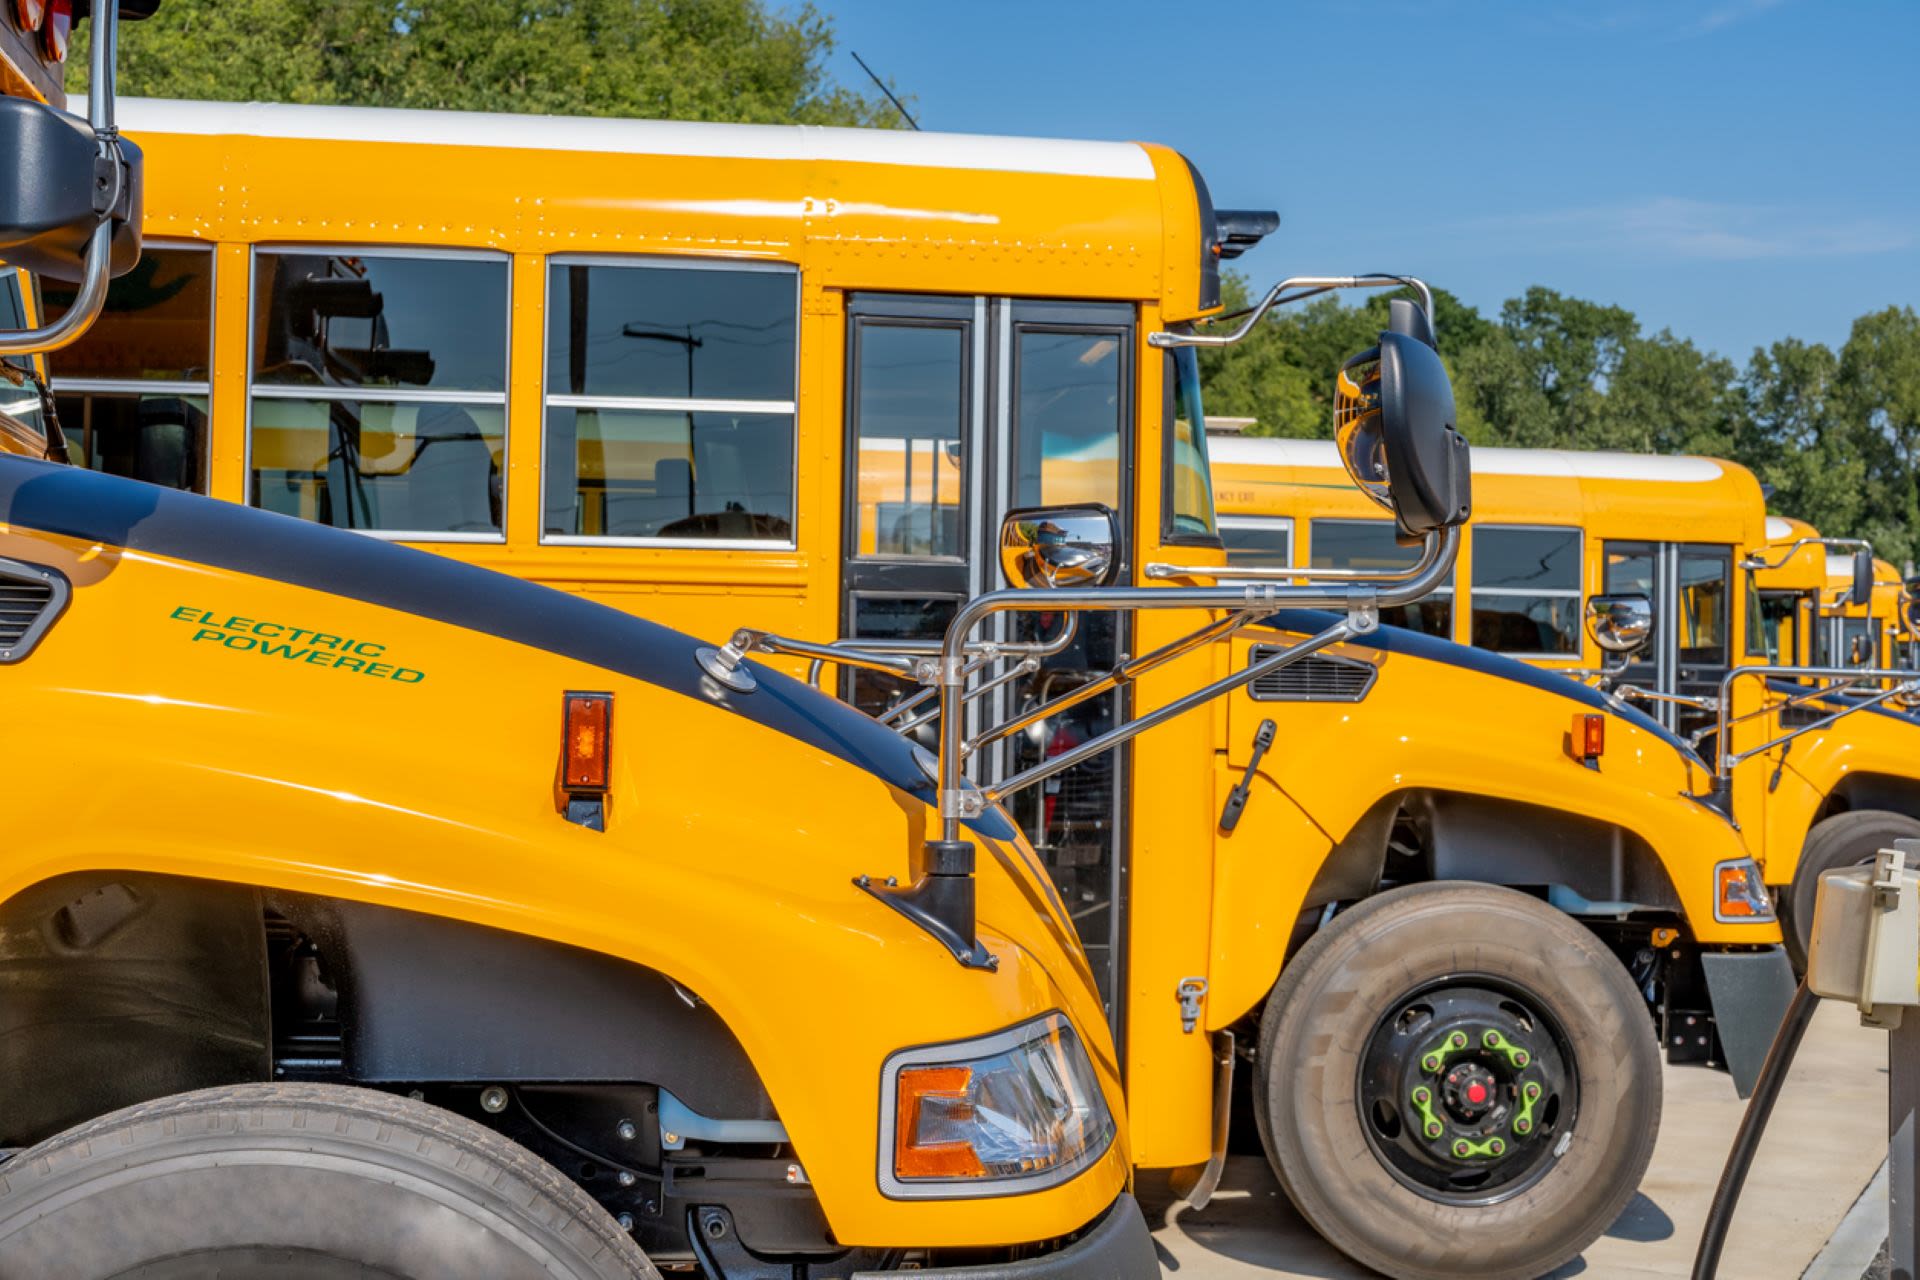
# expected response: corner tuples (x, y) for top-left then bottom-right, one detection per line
(1702, 946), (1796, 1098)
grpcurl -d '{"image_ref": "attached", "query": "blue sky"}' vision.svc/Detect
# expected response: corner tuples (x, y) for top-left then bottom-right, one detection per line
(819, 0), (1918, 365)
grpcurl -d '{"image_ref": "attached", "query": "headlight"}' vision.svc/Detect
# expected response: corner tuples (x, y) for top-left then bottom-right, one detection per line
(879, 1012), (1115, 1198)
(1715, 858), (1775, 922)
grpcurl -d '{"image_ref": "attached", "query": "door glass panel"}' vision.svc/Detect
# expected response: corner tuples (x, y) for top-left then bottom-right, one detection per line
(853, 322), (966, 559)
(1311, 518), (1453, 637)
(1164, 348), (1217, 537)
(846, 595), (960, 727)
(1678, 552), (1730, 665)
(1014, 330), (1121, 509)
(1749, 590), (1802, 663)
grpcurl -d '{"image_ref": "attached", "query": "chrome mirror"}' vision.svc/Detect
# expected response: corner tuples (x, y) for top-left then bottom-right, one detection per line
(1334, 300), (1471, 538)
(1588, 594), (1653, 654)
(999, 505), (1119, 589)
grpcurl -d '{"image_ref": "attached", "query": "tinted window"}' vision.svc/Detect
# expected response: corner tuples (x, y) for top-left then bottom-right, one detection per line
(1015, 330), (1122, 510)
(254, 253), (507, 392)
(54, 392), (208, 486)
(1165, 348), (1216, 537)
(547, 263), (794, 401)
(1220, 519), (1292, 568)
(1749, 590), (1801, 661)
(1310, 518), (1452, 638)
(1471, 526), (1582, 655)
(43, 247), (215, 383)
(853, 322), (965, 559)
(1679, 551), (1729, 664)
(542, 407), (793, 540)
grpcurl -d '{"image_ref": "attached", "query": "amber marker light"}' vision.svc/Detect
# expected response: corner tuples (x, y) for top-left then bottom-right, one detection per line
(1714, 859), (1773, 922)
(893, 1066), (988, 1180)
(562, 692), (611, 792)
(41, 0), (67, 61)
(1571, 712), (1605, 767)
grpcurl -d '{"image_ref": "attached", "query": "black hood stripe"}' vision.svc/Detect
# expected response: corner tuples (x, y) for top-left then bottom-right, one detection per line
(1258, 609), (1703, 763)
(0, 458), (1014, 839)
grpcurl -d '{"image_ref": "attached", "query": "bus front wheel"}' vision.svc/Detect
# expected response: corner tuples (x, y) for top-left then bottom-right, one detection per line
(1253, 881), (1661, 1280)
(0, 1081), (660, 1280)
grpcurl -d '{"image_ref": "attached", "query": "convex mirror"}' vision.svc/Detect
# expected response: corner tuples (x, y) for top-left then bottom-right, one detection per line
(1588, 594), (1654, 654)
(1000, 506), (1119, 589)
(1850, 547), (1874, 608)
(1334, 298), (1471, 539)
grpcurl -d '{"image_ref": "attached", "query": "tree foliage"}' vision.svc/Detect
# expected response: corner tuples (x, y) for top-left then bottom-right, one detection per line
(71, 0), (903, 126)
(1202, 278), (1920, 566)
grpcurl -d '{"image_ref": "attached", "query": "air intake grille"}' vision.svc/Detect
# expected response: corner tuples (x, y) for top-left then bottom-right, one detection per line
(1247, 645), (1377, 703)
(0, 559), (68, 664)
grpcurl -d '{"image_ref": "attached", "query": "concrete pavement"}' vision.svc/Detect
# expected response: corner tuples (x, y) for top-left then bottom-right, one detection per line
(1150, 1001), (1889, 1279)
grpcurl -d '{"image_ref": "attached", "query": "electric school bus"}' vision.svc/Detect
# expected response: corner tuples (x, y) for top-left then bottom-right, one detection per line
(59, 102), (1785, 1280)
(0, 28), (1157, 1280)
(1212, 437), (1920, 967)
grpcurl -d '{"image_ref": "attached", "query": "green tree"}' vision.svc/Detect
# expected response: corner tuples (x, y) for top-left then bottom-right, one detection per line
(72, 0), (902, 126)
(1834, 306), (1920, 565)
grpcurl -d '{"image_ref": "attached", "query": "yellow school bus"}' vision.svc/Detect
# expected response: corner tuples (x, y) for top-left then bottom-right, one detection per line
(44, 100), (1793, 1280)
(1213, 435), (1920, 963)
(1, 61), (1162, 1280)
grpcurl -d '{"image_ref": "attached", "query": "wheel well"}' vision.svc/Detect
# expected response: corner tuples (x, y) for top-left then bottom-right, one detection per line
(1301, 789), (1685, 923)
(0, 871), (773, 1148)
(1818, 771), (1920, 826)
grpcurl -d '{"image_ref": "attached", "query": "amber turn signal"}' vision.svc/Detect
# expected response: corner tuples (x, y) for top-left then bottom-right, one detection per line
(558, 692), (612, 795)
(893, 1065), (987, 1179)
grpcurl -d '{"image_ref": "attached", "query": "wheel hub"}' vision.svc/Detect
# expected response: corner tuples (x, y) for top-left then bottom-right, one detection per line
(1359, 979), (1578, 1204)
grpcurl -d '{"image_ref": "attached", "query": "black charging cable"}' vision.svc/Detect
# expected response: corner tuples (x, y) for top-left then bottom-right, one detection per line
(1691, 979), (1822, 1279)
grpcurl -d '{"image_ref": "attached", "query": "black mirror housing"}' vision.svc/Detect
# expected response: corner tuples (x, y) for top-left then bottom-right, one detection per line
(0, 96), (142, 283)
(1851, 547), (1874, 608)
(1378, 331), (1471, 538)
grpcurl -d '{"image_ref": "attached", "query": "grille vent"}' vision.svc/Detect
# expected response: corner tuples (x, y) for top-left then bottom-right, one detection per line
(0, 559), (68, 664)
(1247, 645), (1377, 703)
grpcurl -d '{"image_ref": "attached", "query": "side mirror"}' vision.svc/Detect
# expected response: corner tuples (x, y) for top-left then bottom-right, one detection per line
(1588, 594), (1654, 654)
(999, 505), (1119, 589)
(1905, 578), (1920, 633)
(1850, 547), (1874, 608)
(1333, 306), (1471, 539)
(0, 97), (142, 283)
(1849, 633), (1876, 667)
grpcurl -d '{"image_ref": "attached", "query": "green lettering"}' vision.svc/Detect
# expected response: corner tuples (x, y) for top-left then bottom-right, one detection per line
(223, 617), (254, 632)
(393, 669), (425, 684)
(364, 662), (394, 678)
(223, 635), (258, 651)
(171, 605), (203, 622)
(334, 656), (366, 673)
(304, 650), (333, 665)
(254, 621), (284, 638)
(260, 643), (311, 660)
(312, 633), (343, 650)
(189, 627), (223, 643)
(353, 641), (385, 658)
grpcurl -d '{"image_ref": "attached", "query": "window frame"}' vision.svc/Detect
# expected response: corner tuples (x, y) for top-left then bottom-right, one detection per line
(47, 239), (218, 485)
(244, 243), (513, 544)
(844, 310), (972, 566)
(1308, 515), (1457, 639)
(538, 253), (801, 552)
(1468, 523), (1586, 661)
(1159, 347), (1222, 549)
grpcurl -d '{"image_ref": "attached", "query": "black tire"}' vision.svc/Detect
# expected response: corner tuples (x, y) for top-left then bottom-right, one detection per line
(1254, 882), (1661, 1280)
(0, 1082), (660, 1280)
(1787, 810), (1920, 970)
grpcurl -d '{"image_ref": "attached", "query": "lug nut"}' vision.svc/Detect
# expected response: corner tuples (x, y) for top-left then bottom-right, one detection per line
(479, 1086), (508, 1114)
(617, 1171), (636, 1188)
(617, 1119), (638, 1141)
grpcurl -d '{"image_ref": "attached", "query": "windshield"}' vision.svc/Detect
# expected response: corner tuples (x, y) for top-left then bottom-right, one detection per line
(1164, 347), (1217, 538)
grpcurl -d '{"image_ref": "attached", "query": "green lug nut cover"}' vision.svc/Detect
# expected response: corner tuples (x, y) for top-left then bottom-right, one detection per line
(1481, 1028), (1532, 1070)
(1411, 1085), (1446, 1140)
(1512, 1078), (1544, 1137)
(1420, 1029), (1473, 1073)
(1451, 1135), (1507, 1160)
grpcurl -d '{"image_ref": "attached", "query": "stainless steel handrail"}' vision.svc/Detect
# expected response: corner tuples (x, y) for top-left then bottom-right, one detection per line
(1708, 665), (1920, 775)
(931, 524), (1462, 837)
(0, 3), (122, 357)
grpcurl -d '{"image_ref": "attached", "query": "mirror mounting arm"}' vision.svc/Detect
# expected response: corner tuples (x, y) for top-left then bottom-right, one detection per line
(0, 2), (124, 359)
(1148, 274), (1436, 350)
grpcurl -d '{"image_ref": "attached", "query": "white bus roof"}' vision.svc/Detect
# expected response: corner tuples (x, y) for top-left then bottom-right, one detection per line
(95, 96), (1159, 181)
(1208, 435), (1727, 484)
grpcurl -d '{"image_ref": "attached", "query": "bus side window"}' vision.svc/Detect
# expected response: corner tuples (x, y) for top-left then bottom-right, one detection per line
(45, 247), (215, 488)
(249, 250), (508, 535)
(1470, 526), (1582, 657)
(1219, 516), (1293, 569)
(542, 259), (797, 546)
(1309, 517), (1453, 638)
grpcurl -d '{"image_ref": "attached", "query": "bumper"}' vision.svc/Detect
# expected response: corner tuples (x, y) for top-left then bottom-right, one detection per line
(1702, 945), (1797, 1098)
(852, 1194), (1157, 1280)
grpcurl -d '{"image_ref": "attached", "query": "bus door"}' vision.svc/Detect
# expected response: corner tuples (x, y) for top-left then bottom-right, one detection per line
(1602, 541), (1732, 738)
(842, 293), (1134, 1009)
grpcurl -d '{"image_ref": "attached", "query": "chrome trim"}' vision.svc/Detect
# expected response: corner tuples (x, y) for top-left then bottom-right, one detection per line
(249, 384), (508, 406)
(1741, 535), (1872, 572)
(541, 534), (795, 551)
(0, 1), (122, 358)
(875, 1012), (1113, 1200)
(545, 393), (796, 415)
(49, 378), (211, 397)
(1709, 664), (1920, 776)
